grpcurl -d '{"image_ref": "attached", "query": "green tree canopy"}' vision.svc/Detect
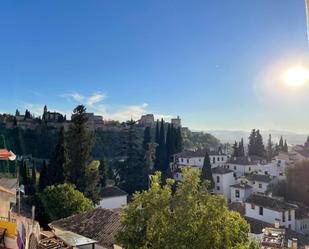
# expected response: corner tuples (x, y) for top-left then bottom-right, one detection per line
(39, 183), (93, 221)
(116, 168), (254, 249)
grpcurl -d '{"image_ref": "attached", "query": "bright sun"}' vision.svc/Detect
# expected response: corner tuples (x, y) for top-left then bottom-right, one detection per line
(282, 67), (309, 88)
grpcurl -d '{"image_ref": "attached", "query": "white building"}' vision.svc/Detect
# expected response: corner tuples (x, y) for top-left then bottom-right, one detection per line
(245, 194), (297, 231)
(294, 203), (309, 235)
(212, 167), (235, 201)
(245, 174), (274, 194)
(97, 186), (128, 210)
(230, 183), (253, 203)
(226, 156), (263, 177)
(172, 150), (228, 170)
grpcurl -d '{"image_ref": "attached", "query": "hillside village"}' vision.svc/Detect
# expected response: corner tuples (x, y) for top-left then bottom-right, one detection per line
(0, 106), (309, 249)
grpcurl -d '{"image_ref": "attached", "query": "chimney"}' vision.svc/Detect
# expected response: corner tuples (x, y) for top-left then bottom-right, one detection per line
(292, 238), (298, 249)
(274, 219), (280, 229)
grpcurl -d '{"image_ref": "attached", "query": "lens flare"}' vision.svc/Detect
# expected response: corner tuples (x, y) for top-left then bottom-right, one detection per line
(282, 67), (309, 87)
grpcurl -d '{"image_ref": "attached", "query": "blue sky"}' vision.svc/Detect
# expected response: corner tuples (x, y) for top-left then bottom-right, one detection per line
(0, 0), (308, 132)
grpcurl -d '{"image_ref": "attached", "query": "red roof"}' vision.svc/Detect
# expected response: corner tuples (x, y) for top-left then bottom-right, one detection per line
(0, 149), (15, 160)
(0, 186), (15, 196)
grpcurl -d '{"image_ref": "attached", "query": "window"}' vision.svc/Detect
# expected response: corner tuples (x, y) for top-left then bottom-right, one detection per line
(235, 190), (240, 198)
(233, 173), (236, 178)
(265, 171), (268, 175)
(251, 203), (255, 210)
(282, 212), (285, 222)
(216, 186), (220, 191)
(288, 210), (291, 221)
(249, 167), (251, 171)
(217, 176), (220, 183)
(288, 224), (291, 229)
(187, 159), (189, 163)
(222, 157), (224, 161)
(259, 183), (262, 189)
(259, 207), (263, 215)
(181, 158), (183, 162)
(213, 157), (215, 164)
(234, 166), (236, 170)
(217, 157), (220, 161)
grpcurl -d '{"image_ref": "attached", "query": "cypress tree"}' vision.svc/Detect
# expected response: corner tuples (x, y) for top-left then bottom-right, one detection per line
(232, 141), (239, 157)
(284, 140), (288, 152)
(200, 152), (214, 189)
(142, 126), (152, 151)
(248, 129), (256, 156)
(239, 138), (245, 156)
(255, 130), (265, 158)
(99, 159), (107, 189)
(47, 127), (66, 186)
(158, 119), (167, 171)
(279, 136), (284, 151)
(39, 160), (48, 192)
(154, 120), (160, 170)
(175, 127), (183, 153)
(66, 105), (95, 194)
(266, 134), (273, 162)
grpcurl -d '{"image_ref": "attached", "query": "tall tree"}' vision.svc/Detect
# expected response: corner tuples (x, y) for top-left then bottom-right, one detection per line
(175, 127), (183, 153)
(84, 160), (101, 204)
(47, 127), (66, 186)
(239, 138), (245, 156)
(154, 120), (160, 170)
(117, 120), (147, 194)
(255, 130), (265, 158)
(200, 152), (214, 189)
(39, 160), (48, 192)
(116, 168), (255, 249)
(158, 119), (167, 171)
(283, 140), (288, 152)
(99, 159), (107, 189)
(266, 134), (273, 162)
(279, 136), (284, 151)
(248, 129), (256, 156)
(65, 105), (95, 194)
(232, 141), (239, 157)
(142, 126), (151, 151)
(305, 136), (309, 148)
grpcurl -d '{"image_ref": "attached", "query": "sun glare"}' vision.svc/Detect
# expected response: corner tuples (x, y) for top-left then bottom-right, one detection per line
(283, 67), (309, 88)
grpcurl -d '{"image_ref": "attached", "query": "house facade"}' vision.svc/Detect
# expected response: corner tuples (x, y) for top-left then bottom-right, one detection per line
(230, 183), (253, 203)
(245, 194), (296, 231)
(212, 167), (235, 200)
(97, 186), (128, 210)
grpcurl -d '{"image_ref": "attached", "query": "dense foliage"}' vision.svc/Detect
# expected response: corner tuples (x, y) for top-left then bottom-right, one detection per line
(270, 160), (309, 206)
(116, 168), (256, 249)
(39, 183), (93, 221)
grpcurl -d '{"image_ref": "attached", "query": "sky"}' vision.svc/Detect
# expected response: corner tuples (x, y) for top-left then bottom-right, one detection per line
(0, 0), (308, 133)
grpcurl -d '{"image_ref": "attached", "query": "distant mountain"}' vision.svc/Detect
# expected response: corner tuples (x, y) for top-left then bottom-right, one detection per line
(207, 130), (308, 146)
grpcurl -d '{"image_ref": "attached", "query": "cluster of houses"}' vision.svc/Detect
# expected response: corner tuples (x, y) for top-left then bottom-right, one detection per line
(170, 144), (309, 247)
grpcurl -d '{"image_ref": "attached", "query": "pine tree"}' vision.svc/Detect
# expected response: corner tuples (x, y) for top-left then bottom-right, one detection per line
(47, 127), (66, 186)
(200, 152), (214, 189)
(66, 105), (95, 194)
(39, 160), (48, 192)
